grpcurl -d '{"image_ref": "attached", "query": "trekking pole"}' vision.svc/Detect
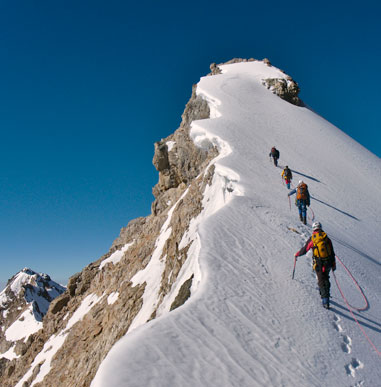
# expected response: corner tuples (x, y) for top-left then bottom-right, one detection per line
(292, 255), (297, 279)
(288, 195), (291, 210)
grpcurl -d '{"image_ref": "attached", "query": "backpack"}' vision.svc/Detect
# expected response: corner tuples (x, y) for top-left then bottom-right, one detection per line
(271, 147), (279, 158)
(284, 168), (291, 179)
(311, 231), (332, 259)
(296, 183), (308, 200)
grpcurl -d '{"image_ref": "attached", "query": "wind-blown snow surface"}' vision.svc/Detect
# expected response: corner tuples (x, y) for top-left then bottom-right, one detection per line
(92, 62), (381, 386)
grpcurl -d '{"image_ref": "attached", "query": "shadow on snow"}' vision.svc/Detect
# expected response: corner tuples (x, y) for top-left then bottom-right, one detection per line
(330, 300), (381, 333)
(311, 196), (359, 221)
(290, 169), (321, 183)
(330, 235), (380, 267)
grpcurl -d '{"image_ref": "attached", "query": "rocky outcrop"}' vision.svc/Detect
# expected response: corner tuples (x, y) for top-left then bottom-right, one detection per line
(151, 83), (216, 216)
(209, 58), (303, 106)
(262, 77), (303, 106)
(170, 274), (194, 311)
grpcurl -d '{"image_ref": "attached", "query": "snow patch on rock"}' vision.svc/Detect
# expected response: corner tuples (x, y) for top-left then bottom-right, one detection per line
(100, 242), (134, 270)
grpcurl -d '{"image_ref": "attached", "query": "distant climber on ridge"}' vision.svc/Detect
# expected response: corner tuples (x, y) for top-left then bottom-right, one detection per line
(288, 180), (310, 224)
(269, 146), (280, 167)
(294, 221), (336, 309)
(281, 165), (293, 189)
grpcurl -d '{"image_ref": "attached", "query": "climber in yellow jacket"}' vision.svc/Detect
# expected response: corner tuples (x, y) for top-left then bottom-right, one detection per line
(281, 166), (293, 189)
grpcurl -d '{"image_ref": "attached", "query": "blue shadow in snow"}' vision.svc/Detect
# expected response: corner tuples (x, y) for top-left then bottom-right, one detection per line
(310, 196), (359, 221)
(290, 169), (321, 183)
(330, 301), (381, 333)
(330, 235), (380, 267)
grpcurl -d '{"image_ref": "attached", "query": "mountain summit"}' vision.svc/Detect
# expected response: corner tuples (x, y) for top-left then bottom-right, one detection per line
(1, 59), (380, 386)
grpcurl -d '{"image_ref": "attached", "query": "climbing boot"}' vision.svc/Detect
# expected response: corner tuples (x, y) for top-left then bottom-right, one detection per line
(322, 298), (330, 309)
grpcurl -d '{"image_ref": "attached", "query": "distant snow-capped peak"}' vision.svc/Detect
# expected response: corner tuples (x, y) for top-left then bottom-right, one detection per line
(0, 267), (66, 321)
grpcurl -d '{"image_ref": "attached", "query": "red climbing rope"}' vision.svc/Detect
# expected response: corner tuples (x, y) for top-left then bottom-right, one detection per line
(308, 207), (315, 222)
(335, 255), (368, 311)
(333, 255), (381, 359)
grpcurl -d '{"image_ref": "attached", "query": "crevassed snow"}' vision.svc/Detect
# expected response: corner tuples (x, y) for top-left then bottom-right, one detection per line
(93, 60), (381, 387)
(99, 242), (134, 270)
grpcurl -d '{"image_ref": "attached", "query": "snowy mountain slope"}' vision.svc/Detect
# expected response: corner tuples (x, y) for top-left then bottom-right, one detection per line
(92, 61), (381, 386)
(0, 268), (65, 361)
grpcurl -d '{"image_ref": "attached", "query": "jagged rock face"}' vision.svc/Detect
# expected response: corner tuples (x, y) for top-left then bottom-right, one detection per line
(0, 77), (219, 387)
(151, 84), (217, 216)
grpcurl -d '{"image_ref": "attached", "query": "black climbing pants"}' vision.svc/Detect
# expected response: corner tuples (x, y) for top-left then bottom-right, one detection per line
(315, 260), (332, 299)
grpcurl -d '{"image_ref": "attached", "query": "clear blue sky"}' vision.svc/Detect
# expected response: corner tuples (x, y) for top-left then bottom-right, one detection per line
(1, 0), (380, 289)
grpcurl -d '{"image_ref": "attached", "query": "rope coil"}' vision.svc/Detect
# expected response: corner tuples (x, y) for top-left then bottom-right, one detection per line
(307, 207), (315, 222)
(333, 255), (381, 358)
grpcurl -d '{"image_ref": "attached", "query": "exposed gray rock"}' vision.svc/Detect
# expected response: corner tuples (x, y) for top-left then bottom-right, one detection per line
(207, 58), (303, 106)
(66, 273), (80, 297)
(151, 84), (217, 215)
(1, 71), (219, 387)
(263, 57), (272, 66)
(152, 142), (170, 171)
(0, 357), (10, 378)
(170, 274), (194, 311)
(50, 294), (70, 314)
(209, 62), (222, 75)
(262, 77), (303, 106)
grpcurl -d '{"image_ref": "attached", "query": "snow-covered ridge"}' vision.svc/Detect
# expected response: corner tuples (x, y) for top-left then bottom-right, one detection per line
(92, 60), (381, 387)
(4, 59), (381, 387)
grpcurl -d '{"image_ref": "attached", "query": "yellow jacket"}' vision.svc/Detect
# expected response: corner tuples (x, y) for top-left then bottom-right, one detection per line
(281, 168), (292, 180)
